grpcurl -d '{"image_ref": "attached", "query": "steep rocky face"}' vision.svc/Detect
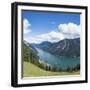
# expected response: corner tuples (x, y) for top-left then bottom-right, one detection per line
(47, 38), (80, 57)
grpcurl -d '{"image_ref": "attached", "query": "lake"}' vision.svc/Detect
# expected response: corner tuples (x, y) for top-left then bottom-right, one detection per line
(35, 48), (80, 69)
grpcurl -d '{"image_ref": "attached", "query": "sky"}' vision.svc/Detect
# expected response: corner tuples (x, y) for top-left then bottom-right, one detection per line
(22, 11), (80, 44)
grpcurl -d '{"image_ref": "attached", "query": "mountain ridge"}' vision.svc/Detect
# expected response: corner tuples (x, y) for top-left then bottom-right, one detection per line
(31, 38), (80, 57)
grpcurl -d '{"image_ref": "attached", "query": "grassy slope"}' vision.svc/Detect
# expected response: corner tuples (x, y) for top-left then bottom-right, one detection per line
(23, 61), (80, 77)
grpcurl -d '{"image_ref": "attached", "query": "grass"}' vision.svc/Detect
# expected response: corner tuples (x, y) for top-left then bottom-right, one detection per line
(23, 61), (80, 77)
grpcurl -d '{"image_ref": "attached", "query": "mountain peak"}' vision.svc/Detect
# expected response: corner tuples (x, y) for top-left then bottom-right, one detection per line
(34, 38), (80, 57)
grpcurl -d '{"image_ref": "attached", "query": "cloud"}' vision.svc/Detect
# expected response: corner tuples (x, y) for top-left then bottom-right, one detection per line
(23, 19), (31, 34)
(24, 22), (81, 44)
(25, 31), (64, 44)
(58, 22), (81, 39)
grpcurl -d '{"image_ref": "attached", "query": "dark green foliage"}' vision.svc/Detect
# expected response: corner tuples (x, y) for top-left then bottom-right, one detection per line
(65, 66), (74, 72)
(66, 66), (71, 72)
(72, 64), (80, 71)
(23, 41), (39, 63)
(23, 43), (30, 62)
(76, 64), (80, 70)
(65, 64), (80, 72)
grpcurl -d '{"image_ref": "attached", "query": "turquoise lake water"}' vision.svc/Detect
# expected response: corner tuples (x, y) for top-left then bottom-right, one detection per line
(36, 48), (80, 69)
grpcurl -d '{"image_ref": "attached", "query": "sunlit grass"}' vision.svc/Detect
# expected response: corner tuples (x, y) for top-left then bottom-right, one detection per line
(23, 61), (80, 77)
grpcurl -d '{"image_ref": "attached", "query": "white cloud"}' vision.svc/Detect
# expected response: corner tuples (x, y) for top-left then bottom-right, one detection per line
(23, 19), (31, 34)
(24, 22), (81, 44)
(58, 22), (81, 39)
(25, 31), (64, 44)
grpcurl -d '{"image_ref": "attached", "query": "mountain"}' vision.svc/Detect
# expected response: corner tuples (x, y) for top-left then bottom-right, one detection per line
(23, 40), (39, 62)
(31, 41), (52, 51)
(48, 38), (80, 57)
(24, 40), (37, 53)
(32, 38), (80, 57)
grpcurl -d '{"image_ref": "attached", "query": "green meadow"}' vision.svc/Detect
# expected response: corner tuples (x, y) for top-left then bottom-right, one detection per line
(23, 61), (80, 77)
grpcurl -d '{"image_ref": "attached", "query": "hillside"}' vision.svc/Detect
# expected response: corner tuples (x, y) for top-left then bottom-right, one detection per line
(23, 61), (80, 77)
(23, 40), (39, 62)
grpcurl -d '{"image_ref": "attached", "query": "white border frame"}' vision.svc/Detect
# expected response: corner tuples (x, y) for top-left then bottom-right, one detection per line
(17, 5), (86, 85)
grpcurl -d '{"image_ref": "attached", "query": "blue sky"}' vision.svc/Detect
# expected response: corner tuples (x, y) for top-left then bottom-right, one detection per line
(22, 11), (80, 44)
